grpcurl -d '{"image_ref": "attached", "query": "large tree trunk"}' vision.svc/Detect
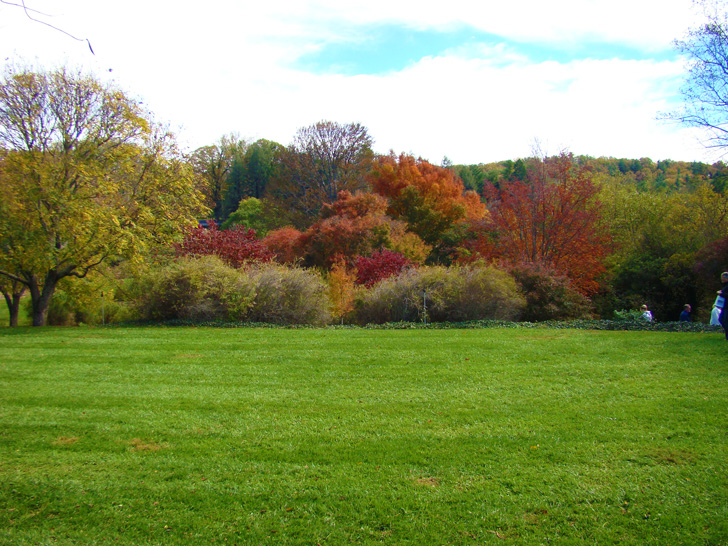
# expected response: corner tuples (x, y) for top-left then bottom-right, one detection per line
(2, 288), (24, 327)
(28, 272), (61, 327)
(1, 279), (27, 327)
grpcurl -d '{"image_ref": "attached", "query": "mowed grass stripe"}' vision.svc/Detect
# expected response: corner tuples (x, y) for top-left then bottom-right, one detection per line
(0, 327), (726, 545)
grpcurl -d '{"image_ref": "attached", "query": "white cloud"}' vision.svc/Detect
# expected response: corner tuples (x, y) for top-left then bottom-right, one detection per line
(0, 0), (714, 164)
(190, 49), (703, 164)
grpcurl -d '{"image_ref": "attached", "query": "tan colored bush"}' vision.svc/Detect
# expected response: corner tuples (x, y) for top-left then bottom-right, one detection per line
(351, 265), (525, 324)
(245, 264), (331, 326)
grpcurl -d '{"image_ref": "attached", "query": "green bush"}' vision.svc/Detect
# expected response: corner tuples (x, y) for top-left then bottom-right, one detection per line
(43, 288), (77, 326)
(130, 256), (254, 321)
(126, 259), (331, 325)
(509, 262), (593, 321)
(245, 264), (331, 326)
(612, 309), (646, 322)
(29, 273), (128, 326)
(350, 265), (525, 324)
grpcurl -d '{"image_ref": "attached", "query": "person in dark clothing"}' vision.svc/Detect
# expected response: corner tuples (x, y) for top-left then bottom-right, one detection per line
(679, 304), (691, 322)
(719, 272), (728, 340)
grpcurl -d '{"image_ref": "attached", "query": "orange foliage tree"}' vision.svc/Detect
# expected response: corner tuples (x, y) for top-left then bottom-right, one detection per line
(368, 153), (486, 260)
(466, 153), (611, 295)
(297, 191), (430, 269)
(328, 256), (357, 324)
(262, 226), (305, 264)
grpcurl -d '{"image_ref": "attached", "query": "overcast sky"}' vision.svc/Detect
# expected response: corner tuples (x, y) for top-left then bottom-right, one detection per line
(0, 0), (716, 164)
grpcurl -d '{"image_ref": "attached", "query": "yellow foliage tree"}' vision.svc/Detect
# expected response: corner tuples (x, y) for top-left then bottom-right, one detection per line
(328, 258), (357, 325)
(0, 66), (208, 326)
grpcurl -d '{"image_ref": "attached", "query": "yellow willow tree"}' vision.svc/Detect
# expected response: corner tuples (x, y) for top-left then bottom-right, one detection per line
(0, 66), (208, 326)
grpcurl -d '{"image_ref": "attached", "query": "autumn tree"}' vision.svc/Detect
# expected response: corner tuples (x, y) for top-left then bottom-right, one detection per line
(476, 153), (610, 295)
(368, 153), (486, 262)
(328, 257), (357, 324)
(297, 190), (430, 269)
(293, 121), (373, 201)
(262, 226), (306, 264)
(265, 121), (374, 227)
(0, 66), (207, 326)
(355, 249), (414, 287)
(298, 191), (392, 269)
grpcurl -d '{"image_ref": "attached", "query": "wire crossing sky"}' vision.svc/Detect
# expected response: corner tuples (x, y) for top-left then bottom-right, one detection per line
(0, 0), (714, 164)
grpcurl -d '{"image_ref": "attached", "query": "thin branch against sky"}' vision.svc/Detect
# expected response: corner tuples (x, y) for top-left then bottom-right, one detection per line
(1, 0), (94, 54)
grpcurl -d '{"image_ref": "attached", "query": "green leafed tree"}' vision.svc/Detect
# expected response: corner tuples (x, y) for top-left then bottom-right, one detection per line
(220, 139), (282, 221)
(189, 134), (247, 221)
(0, 65), (208, 326)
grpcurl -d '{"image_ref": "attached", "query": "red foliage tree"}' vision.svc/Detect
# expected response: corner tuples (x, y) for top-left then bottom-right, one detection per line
(355, 249), (414, 287)
(175, 222), (273, 268)
(262, 226), (306, 264)
(467, 154), (611, 295)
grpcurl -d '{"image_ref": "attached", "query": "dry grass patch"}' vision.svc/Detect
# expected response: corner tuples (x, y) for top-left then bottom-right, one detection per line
(128, 438), (166, 452)
(414, 476), (439, 487)
(52, 436), (79, 446)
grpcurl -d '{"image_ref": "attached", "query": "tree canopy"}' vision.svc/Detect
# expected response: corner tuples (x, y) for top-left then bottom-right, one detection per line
(0, 66), (207, 325)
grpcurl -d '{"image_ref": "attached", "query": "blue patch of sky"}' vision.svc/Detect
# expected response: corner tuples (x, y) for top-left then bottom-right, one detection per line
(294, 24), (679, 75)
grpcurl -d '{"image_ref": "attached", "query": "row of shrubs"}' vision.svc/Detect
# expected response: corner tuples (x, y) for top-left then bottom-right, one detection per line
(129, 257), (529, 326)
(40, 256), (595, 326)
(48, 256), (723, 330)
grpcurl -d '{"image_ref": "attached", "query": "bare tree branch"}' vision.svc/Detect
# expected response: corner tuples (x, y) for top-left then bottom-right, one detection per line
(1, 0), (94, 54)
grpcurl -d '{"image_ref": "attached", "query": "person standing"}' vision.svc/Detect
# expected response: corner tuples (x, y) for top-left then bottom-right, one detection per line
(641, 305), (653, 321)
(680, 304), (692, 322)
(711, 304), (723, 326)
(719, 272), (728, 340)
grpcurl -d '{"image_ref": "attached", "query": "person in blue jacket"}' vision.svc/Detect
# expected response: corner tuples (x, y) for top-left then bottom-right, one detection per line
(679, 304), (691, 322)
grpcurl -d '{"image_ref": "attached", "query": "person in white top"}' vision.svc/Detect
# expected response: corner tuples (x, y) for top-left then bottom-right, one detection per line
(641, 305), (653, 322)
(711, 293), (725, 326)
(711, 305), (722, 326)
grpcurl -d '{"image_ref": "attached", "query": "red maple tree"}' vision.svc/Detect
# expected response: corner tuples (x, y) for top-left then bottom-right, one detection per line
(466, 154), (611, 295)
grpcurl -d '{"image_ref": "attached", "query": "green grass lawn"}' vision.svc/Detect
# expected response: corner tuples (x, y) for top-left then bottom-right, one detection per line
(0, 326), (726, 545)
